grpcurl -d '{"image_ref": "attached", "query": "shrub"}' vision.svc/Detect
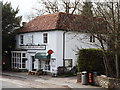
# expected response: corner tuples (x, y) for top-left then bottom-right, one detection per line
(57, 66), (77, 77)
(77, 49), (120, 77)
(77, 49), (105, 74)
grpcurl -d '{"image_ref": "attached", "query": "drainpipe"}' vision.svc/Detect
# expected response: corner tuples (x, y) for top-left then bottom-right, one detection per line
(63, 32), (65, 67)
(63, 31), (68, 67)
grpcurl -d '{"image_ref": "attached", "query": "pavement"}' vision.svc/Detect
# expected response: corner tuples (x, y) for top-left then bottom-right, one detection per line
(1, 71), (101, 88)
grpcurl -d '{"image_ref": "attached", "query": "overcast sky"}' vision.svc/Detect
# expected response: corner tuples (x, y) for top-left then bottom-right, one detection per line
(2, 0), (38, 22)
(2, 0), (119, 22)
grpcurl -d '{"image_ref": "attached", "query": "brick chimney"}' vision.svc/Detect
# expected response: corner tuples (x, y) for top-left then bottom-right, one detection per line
(22, 22), (26, 26)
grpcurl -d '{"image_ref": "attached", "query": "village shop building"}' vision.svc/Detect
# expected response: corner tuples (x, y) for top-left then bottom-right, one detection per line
(11, 12), (100, 74)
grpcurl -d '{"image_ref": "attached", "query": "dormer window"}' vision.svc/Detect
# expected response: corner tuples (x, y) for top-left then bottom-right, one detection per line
(20, 35), (24, 45)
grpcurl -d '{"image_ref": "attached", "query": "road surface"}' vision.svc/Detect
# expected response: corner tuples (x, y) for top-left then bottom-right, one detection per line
(2, 81), (26, 88)
(0, 75), (70, 89)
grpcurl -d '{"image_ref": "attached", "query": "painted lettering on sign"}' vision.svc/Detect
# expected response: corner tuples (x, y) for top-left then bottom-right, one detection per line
(21, 45), (46, 50)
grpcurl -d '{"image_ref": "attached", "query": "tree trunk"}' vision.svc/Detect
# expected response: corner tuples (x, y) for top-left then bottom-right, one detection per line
(115, 53), (119, 78)
(115, 36), (119, 78)
(103, 51), (115, 77)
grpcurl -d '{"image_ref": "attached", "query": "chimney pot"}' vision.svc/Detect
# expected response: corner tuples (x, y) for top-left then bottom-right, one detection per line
(22, 22), (26, 26)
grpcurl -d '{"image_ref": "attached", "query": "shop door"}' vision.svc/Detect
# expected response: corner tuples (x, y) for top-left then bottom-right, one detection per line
(31, 56), (35, 71)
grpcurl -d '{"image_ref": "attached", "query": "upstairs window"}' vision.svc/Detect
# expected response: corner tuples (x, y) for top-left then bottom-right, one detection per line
(22, 53), (26, 57)
(27, 35), (33, 45)
(43, 33), (48, 44)
(20, 35), (24, 45)
(90, 35), (95, 42)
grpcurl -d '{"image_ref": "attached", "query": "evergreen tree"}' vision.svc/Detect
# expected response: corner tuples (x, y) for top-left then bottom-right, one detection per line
(2, 1), (22, 70)
(81, 2), (93, 17)
(2, 2), (22, 53)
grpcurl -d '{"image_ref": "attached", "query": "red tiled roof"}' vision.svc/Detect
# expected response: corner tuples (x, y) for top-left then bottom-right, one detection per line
(17, 12), (106, 33)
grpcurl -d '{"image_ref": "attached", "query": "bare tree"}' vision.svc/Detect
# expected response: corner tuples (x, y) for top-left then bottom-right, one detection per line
(25, 0), (83, 20)
(38, 0), (59, 14)
(25, 0), (120, 78)
(81, 1), (120, 78)
(61, 0), (81, 14)
(95, 1), (120, 78)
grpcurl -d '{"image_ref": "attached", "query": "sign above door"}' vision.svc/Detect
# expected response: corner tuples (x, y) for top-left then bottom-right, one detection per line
(20, 45), (46, 50)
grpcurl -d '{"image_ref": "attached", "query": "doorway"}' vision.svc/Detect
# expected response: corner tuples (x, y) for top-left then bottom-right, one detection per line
(31, 56), (35, 71)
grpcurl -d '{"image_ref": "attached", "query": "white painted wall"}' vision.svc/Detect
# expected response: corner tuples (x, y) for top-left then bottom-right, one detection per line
(15, 31), (59, 72)
(15, 30), (102, 72)
(65, 31), (101, 67)
(56, 31), (64, 68)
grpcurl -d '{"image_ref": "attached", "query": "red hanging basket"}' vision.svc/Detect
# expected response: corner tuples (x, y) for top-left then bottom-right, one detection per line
(47, 50), (53, 54)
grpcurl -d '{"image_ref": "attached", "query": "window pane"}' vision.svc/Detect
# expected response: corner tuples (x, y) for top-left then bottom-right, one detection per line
(43, 33), (48, 43)
(22, 64), (25, 68)
(65, 59), (72, 67)
(21, 58), (27, 68)
(20, 64), (21, 68)
(90, 35), (95, 42)
(14, 63), (16, 67)
(90, 36), (92, 42)
(93, 36), (95, 42)
(12, 58), (14, 63)
(22, 58), (27, 63)
(22, 53), (26, 57)
(16, 63), (19, 68)
(14, 53), (16, 57)
(20, 35), (24, 44)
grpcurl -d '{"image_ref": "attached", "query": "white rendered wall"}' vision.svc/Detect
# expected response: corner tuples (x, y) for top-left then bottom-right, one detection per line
(65, 31), (101, 67)
(15, 30), (102, 72)
(56, 31), (64, 69)
(15, 31), (59, 72)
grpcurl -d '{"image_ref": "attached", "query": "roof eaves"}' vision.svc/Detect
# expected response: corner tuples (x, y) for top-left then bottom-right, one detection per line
(17, 29), (61, 34)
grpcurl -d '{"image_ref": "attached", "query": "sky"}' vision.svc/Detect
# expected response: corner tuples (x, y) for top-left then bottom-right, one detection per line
(2, 0), (38, 22)
(2, 0), (119, 22)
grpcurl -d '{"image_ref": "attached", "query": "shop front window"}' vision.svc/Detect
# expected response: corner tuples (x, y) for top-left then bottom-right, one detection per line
(22, 58), (27, 68)
(12, 52), (27, 69)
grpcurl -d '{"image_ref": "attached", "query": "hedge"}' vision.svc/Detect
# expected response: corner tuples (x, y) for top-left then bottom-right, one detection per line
(77, 49), (105, 74)
(77, 49), (120, 76)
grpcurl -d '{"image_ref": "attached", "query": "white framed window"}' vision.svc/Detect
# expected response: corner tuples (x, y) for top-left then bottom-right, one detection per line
(43, 33), (48, 44)
(65, 59), (72, 67)
(27, 35), (34, 45)
(22, 58), (27, 68)
(22, 53), (26, 57)
(11, 51), (27, 69)
(20, 35), (24, 45)
(90, 35), (95, 42)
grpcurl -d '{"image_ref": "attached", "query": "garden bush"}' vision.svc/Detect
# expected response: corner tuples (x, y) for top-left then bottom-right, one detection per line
(77, 49), (105, 74)
(77, 49), (120, 76)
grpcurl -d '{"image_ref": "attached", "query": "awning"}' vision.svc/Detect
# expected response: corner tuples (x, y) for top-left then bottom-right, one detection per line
(35, 53), (50, 60)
